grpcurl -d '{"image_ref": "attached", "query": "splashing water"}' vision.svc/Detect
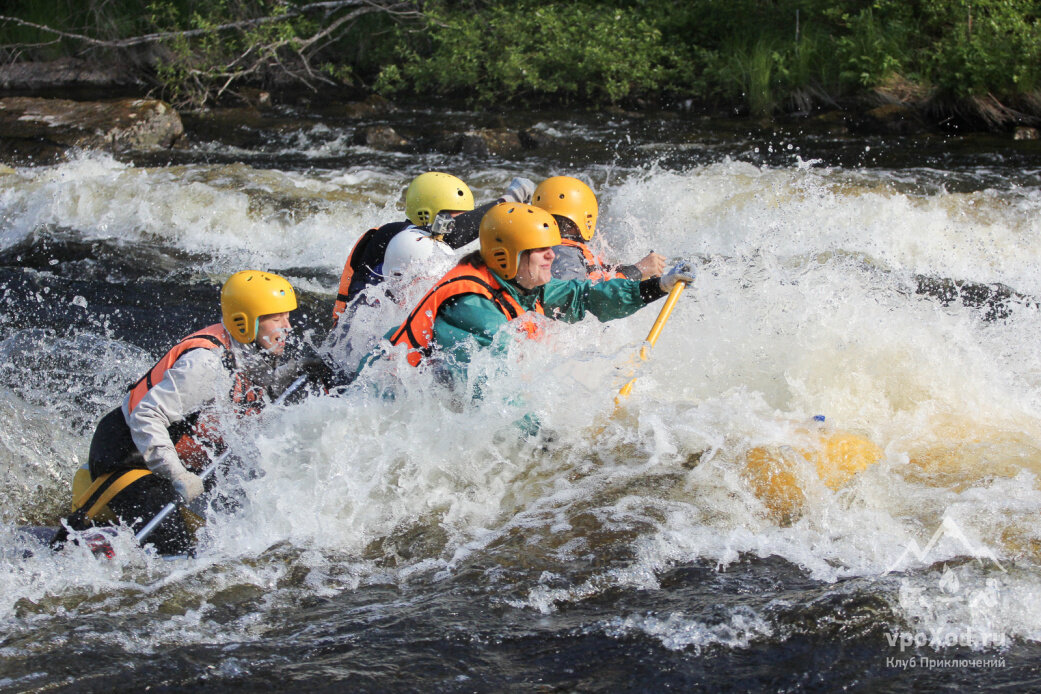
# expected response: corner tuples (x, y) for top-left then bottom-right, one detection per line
(1, 123), (1039, 689)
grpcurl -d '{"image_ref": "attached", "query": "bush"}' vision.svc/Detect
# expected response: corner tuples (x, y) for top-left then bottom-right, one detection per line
(5, 0), (1041, 120)
(919, 0), (1041, 97)
(376, 1), (676, 105)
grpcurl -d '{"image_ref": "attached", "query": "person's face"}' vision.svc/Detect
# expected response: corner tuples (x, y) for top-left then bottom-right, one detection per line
(256, 312), (291, 355)
(514, 247), (555, 290)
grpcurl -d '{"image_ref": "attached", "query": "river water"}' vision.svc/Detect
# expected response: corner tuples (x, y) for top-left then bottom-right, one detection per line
(2, 107), (1041, 691)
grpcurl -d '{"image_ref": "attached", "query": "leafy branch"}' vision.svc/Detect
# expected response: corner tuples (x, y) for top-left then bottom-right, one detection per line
(0, 0), (422, 107)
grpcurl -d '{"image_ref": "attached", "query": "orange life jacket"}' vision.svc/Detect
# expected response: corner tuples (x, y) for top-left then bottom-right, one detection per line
(126, 323), (263, 471)
(560, 238), (627, 282)
(332, 221), (412, 325)
(332, 228), (374, 325)
(389, 263), (544, 367)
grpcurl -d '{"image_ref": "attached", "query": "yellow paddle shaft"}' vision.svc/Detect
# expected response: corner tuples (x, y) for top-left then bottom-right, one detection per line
(617, 280), (687, 399)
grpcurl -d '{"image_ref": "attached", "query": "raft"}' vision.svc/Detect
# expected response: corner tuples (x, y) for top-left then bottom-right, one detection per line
(71, 463), (117, 524)
(742, 418), (884, 520)
(70, 463), (205, 535)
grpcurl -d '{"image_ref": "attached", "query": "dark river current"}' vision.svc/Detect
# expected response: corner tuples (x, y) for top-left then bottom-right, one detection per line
(2, 106), (1041, 691)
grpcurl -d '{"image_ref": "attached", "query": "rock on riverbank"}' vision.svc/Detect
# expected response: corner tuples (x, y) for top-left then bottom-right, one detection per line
(0, 97), (183, 162)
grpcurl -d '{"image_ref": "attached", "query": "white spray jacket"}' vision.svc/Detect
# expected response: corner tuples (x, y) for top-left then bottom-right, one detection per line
(120, 330), (295, 487)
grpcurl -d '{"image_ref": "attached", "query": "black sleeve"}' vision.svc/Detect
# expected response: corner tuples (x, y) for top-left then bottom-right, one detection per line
(615, 264), (643, 281)
(638, 278), (666, 304)
(443, 201), (499, 248)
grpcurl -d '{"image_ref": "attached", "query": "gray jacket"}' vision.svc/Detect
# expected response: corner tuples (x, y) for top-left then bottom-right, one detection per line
(120, 331), (293, 488)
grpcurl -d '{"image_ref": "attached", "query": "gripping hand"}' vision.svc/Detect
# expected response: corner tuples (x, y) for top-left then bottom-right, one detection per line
(659, 262), (695, 292)
(170, 468), (204, 503)
(500, 177), (536, 204)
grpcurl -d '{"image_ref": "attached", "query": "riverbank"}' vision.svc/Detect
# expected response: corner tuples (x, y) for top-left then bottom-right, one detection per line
(2, 88), (1039, 169)
(4, 1), (1041, 137)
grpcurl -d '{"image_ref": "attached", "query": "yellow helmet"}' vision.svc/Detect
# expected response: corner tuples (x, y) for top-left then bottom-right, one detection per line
(404, 172), (475, 227)
(532, 176), (598, 241)
(479, 203), (561, 280)
(221, 270), (298, 344)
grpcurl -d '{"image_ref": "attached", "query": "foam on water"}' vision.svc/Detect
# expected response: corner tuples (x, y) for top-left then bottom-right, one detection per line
(602, 607), (775, 653)
(3, 153), (1041, 657)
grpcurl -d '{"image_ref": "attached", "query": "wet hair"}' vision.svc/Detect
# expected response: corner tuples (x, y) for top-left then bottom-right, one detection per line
(461, 250), (484, 267)
(553, 214), (581, 240)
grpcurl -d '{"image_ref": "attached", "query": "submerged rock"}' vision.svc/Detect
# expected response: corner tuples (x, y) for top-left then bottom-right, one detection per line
(518, 127), (559, 149)
(441, 128), (524, 157)
(353, 124), (408, 149)
(806, 109), (850, 135)
(0, 97), (184, 162)
(849, 103), (927, 136)
(342, 94), (396, 119)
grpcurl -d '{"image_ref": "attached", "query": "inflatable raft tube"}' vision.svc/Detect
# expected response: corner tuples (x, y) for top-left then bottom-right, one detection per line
(742, 417), (883, 520)
(70, 463), (205, 535)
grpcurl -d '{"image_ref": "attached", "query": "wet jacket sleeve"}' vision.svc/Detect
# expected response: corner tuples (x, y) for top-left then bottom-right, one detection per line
(540, 277), (659, 323)
(122, 348), (231, 483)
(433, 277), (662, 355)
(614, 264), (643, 281)
(442, 201), (498, 249)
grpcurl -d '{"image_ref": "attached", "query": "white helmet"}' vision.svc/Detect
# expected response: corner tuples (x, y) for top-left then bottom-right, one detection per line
(382, 229), (455, 278)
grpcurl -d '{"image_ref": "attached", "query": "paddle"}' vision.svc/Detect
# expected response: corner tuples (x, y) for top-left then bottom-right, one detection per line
(135, 374), (308, 546)
(616, 279), (688, 402)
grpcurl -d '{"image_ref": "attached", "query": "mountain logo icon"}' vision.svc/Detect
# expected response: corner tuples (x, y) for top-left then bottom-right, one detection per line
(884, 514), (1005, 575)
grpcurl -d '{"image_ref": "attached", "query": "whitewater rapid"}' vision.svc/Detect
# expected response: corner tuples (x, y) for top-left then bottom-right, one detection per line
(2, 148), (1039, 661)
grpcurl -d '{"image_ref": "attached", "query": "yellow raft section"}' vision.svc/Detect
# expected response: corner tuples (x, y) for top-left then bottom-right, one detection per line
(71, 463), (205, 533)
(72, 465), (118, 524)
(741, 420), (884, 521)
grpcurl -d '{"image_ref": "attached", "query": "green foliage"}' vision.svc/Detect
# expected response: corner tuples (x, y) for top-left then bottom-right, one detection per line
(822, 0), (1041, 99)
(5, 0), (1041, 118)
(377, 1), (673, 104)
(918, 0), (1041, 96)
(828, 6), (914, 88)
(144, 0), (317, 105)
